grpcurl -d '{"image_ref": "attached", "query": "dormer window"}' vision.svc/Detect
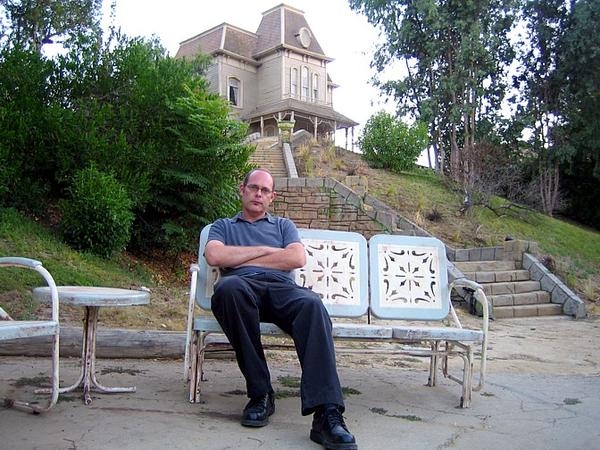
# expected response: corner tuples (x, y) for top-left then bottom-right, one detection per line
(228, 77), (241, 106)
(296, 27), (312, 48)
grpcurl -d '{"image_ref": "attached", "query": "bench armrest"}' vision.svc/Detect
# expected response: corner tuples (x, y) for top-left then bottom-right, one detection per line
(451, 277), (489, 391)
(0, 257), (43, 269)
(0, 257), (60, 323)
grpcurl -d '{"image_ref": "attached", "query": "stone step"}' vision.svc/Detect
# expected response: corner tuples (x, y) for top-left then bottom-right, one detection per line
(481, 280), (541, 296)
(454, 260), (518, 272)
(492, 303), (563, 319)
(249, 143), (287, 177)
(456, 261), (566, 318)
(489, 291), (551, 307)
(461, 269), (530, 283)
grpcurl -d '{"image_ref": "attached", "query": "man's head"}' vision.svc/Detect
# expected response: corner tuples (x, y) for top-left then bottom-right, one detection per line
(239, 169), (275, 220)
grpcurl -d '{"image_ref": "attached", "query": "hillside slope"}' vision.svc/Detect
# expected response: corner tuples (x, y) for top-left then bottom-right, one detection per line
(293, 142), (600, 313)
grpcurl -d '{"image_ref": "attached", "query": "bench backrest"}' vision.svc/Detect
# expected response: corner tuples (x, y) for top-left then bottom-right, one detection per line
(195, 226), (450, 321)
(195, 226), (369, 317)
(368, 234), (450, 320)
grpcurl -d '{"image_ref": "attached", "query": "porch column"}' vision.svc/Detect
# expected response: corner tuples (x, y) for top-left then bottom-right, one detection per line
(345, 128), (349, 150)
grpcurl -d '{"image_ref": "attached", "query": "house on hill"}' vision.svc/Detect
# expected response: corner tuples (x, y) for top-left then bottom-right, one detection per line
(175, 3), (358, 148)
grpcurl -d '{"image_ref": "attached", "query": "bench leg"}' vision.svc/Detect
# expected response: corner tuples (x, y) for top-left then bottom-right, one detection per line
(427, 341), (439, 387)
(441, 341), (451, 378)
(435, 341), (474, 408)
(188, 331), (207, 403)
(459, 346), (474, 408)
(188, 331), (199, 403)
(417, 341), (474, 408)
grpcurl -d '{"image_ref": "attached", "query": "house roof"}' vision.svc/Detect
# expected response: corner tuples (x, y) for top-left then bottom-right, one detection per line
(176, 4), (332, 62)
(176, 23), (259, 64)
(253, 4), (331, 61)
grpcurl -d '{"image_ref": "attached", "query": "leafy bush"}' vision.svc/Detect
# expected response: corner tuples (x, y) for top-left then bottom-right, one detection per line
(358, 111), (429, 173)
(0, 47), (56, 212)
(137, 85), (253, 254)
(60, 166), (134, 257)
(52, 37), (253, 253)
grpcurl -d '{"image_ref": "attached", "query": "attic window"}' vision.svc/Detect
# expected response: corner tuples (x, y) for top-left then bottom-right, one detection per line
(296, 27), (312, 48)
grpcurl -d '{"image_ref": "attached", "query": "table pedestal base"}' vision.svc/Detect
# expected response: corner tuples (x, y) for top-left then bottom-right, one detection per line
(37, 306), (136, 405)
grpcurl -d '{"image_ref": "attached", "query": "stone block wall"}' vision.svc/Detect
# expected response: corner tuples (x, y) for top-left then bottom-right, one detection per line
(502, 239), (540, 266)
(272, 176), (430, 239)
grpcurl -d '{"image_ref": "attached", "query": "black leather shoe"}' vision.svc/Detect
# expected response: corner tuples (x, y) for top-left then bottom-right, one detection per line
(310, 404), (358, 450)
(241, 392), (275, 427)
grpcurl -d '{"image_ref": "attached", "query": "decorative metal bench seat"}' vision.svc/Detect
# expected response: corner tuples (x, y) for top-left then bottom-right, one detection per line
(184, 228), (489, 408)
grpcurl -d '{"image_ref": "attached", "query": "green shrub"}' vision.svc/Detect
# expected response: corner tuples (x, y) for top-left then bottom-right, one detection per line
(60, 166), (134, 257)
(0, 47), (55, 211)
(358, 111), (429, 173)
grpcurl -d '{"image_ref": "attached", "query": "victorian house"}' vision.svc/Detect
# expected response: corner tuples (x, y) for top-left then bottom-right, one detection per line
(175, 3), (358, 146)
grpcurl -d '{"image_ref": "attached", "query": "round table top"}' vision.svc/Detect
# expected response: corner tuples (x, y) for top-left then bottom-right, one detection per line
(33, 286), (150, 307)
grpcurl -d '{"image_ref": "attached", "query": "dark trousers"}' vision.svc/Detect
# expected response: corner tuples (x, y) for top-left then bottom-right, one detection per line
(211, 273), (344, 415)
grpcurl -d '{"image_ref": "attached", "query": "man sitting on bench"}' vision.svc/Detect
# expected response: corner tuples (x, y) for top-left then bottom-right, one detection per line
(204, 168), (358, 450)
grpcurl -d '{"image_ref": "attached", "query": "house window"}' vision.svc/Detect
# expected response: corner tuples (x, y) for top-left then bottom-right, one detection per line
(312, 73), (319, 103)
(228, 77), (241, 106)
(291, 68), (298, 98)
(301, 67), (309, 100)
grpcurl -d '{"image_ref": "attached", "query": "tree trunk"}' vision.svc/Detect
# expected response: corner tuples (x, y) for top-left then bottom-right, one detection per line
(539, 163), (560, 216)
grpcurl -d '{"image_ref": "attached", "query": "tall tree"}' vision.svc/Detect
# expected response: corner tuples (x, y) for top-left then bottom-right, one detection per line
(0, 0), (103, 53)
(555, 0), (600, 226)
(349, 0), (517, 191)
(514, 0), (569, 216)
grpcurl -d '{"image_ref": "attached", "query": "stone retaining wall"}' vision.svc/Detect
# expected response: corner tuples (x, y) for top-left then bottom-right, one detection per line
(272, 176), (430, 239)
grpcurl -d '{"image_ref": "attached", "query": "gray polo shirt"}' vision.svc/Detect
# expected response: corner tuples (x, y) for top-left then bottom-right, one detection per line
(207, 213), (301, 278)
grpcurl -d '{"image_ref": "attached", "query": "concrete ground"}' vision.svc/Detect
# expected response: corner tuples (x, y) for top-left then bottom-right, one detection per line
(1, 315), (599, 450)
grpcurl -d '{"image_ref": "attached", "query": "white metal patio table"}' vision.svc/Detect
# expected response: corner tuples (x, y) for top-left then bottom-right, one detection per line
(33, 286), (150, 405)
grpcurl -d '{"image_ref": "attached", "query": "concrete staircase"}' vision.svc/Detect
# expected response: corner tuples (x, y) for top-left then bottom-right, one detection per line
(248, 137), (288, 177)
(454, 259), (563, 318)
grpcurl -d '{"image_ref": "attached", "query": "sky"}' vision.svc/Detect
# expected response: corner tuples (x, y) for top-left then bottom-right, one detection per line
(102, 0), (394, 149)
